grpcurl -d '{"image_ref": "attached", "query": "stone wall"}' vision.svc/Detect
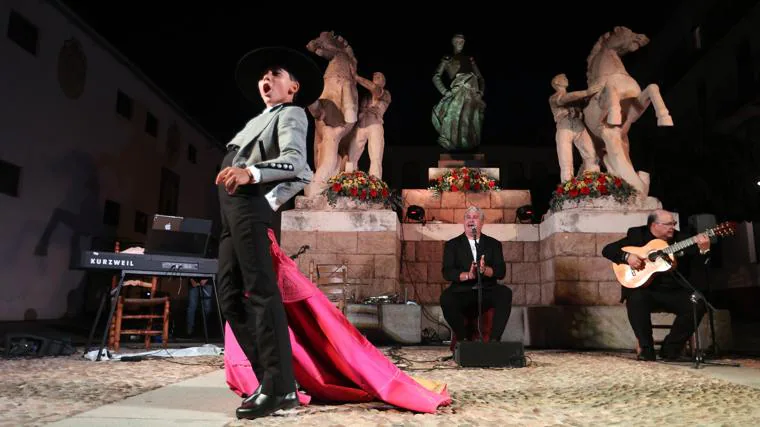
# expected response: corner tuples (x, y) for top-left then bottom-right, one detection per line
(539, 232), (626, 306)
(278, 193), (742, 350)
(395, 189), (540, 305)
(281, 194), (670, 308)
(401, 189), (531, 225)
(280, 200), (401, 301)
(399, 226), (541, 305)
(536, 203), (672, 308)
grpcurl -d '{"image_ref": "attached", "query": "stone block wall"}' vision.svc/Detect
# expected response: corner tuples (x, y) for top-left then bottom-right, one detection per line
(397, 188), (538, 305)
(398, 224), (541, 305)
(280, 206), (401, 300)
(401, 189), (531, 224)
(535, 207), (668, 307)
(280, 195), (662, 310)
(277, 195), (741, 350)
(539, 232), (626, 306)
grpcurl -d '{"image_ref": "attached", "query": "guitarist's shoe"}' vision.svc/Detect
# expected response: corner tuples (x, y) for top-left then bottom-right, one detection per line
(659, 345), (682, 361)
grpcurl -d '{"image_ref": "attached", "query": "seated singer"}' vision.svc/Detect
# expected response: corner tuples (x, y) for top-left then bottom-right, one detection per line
(602, 209), (710, 361)
(440, 206), (512, 343)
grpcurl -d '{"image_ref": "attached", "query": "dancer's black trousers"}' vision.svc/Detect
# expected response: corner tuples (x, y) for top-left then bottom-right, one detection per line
(216, 149), (295, 396)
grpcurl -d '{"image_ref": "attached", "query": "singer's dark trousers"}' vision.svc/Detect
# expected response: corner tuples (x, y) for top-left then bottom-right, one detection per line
(216, 150), (295, 396)
(626, 287), (706, 353)
(440, 285), (512, 342)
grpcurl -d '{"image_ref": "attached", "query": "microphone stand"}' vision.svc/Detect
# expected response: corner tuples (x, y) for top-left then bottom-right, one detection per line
(656, 253), (739, 369)
(472, 227), (484, 342)
(703, 252), (719, 357)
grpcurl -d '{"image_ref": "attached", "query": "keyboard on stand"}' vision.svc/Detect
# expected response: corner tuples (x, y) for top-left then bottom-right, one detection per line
(77, 251), (218, 275)
(78, 250), (221, 361)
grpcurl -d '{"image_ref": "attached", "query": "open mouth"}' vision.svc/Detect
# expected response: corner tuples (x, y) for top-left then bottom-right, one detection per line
(262, 82), (272, 95)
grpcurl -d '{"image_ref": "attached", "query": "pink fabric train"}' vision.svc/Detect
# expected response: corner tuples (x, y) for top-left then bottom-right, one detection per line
(223, 229), (451, 413)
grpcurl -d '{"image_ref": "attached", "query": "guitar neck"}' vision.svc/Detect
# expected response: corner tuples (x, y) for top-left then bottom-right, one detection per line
(664, 236), (700, 255)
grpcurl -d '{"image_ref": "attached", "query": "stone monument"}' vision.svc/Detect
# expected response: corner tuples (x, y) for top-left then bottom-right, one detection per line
(304, 31), (359, 196)
(581, 26), (674, 197)
(523, 27), (694, 351)
(432, 33), (486, 153)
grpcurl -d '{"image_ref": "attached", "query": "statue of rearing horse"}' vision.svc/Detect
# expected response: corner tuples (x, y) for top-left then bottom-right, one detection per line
(583, 26), (673, 196)
(303, 31), (359, 197)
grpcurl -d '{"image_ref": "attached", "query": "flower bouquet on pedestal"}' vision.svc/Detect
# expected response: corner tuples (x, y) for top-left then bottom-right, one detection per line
(323, 170), (392, 208)
(427, 167), (500, 197)
(549, 171), (637, 212)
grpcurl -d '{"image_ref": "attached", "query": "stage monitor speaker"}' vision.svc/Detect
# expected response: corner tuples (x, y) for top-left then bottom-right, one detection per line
(454, 341), (526, 368)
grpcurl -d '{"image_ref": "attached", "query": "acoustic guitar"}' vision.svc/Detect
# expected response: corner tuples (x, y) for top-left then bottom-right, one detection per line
(612, 221), (737, 289)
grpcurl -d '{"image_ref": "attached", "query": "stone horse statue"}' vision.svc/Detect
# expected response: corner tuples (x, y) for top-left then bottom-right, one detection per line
(583, 26), (673, 196)
(304, 31), (359, 196)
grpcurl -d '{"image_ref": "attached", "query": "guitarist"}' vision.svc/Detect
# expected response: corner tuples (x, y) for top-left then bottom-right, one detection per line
(602, 209), (711, 361)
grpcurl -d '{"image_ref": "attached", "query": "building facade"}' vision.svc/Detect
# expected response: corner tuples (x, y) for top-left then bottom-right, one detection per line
(0, 1), (224, 321)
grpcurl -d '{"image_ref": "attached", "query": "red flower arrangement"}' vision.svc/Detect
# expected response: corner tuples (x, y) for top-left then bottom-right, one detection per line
(549, 171), (636, 211)
(323, 171), (392, 207)
(427, 167), (500, 196)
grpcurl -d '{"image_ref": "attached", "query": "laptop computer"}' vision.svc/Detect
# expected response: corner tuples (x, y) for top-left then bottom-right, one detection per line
(152, 215), (183, 232)
(145, 214), (213, 257)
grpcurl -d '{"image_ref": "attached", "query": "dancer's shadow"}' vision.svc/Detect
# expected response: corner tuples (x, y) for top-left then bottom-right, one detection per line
(34, 150), (105, 258)
(32, 150), (114, 318)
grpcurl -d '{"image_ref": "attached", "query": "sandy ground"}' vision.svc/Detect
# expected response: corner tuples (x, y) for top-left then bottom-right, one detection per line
(2, 347), (759, 426)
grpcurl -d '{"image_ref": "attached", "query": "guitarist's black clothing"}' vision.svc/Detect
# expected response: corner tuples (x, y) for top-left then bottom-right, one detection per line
(602, 225), (708, 358)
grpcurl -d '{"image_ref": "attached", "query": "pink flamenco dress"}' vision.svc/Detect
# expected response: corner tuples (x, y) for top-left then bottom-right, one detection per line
(224, 229), (451, 413)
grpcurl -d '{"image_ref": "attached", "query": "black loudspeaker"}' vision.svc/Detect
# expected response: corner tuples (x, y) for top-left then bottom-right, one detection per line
(454, 341), (526, 368)
(3, 334), (76, 358)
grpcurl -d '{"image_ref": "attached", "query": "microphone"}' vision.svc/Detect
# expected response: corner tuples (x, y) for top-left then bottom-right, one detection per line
(471, 225), (477, 238)
(290, 245), (310, 260)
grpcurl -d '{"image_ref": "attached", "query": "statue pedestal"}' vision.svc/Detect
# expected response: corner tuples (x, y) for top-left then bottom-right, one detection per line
(281, 195), (401, 301)
(550, 195), (663, 214)
(401, 189), (530, 224)
(539, 197), (673, 306)
(437, 153), (487, 167)
(429, 152), (500, 182)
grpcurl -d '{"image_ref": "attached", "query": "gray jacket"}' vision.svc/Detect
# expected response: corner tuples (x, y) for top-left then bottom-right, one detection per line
(227, 103), (313, 208)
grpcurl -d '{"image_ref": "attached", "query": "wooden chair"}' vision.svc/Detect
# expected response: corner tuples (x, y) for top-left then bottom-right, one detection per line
(308, 260), (350, 313)
(449, 308), (495, 351)
(107, 242), (171, 352)
(634, 311), (696, 357)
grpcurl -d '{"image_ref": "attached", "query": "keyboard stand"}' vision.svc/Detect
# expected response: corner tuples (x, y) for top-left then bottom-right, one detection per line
(84, 269), (222, 361)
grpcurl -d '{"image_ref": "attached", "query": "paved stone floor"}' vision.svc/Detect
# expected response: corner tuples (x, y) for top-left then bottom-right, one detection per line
(2, 347), (760, 426)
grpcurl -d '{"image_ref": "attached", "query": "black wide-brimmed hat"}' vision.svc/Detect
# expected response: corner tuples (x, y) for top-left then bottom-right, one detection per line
(235, 46), (324, 108)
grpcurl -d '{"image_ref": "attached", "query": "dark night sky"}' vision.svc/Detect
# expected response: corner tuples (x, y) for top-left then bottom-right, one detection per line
(59, 1), (682, 147)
